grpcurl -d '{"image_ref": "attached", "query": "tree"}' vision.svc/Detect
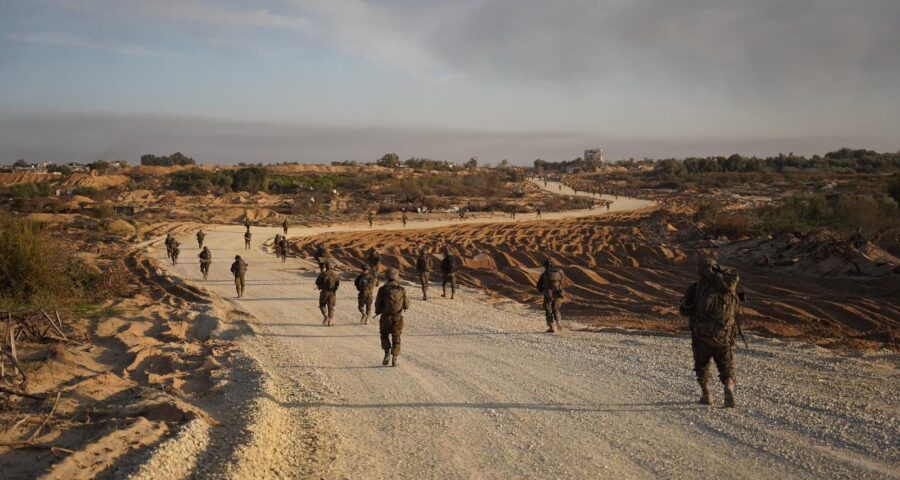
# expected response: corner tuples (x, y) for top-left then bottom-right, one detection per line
(497, 159), (510, 169)
(465, 157), (478, 169)
(377, 153), (400, 168)
(13, 159), (28, 168)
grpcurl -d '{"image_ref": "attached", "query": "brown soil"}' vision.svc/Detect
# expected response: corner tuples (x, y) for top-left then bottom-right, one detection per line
(0, 243), (241, 478)
(293, 208), (899, 351)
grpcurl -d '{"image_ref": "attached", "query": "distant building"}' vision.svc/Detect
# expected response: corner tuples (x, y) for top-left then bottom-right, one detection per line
(584, 148), (604, 164)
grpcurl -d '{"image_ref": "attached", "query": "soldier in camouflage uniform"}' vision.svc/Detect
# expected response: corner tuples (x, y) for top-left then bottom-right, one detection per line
(170, 239), (180, 266)
(366, 247), (381, 286)
(401, 209), (408, 227)
(274, 233), (283, 257)
(315, 259), (340, 326)
(314, 244), (328, 273)
(536, 258), (566, 333)
(679, 257), (740, 408)
(415, 247), (432, 300)
(196, 229), (206, 249)
(198, 246), (212, 280)
(244, 230), (252, 250)
(374, 268), (410, 367)
(230, 255), (248, 298)
(277, 235), (288, 263)
(282, 218), (289, 236)
(368, 211), (374, 228)
(165, 233), (174, 259)
(440, 246), (458, 299)
(354, 264), (376, 324)
(244, 217), (251, 231)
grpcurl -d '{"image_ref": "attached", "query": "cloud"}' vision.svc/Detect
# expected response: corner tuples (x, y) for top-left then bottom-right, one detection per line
(5, 32), (187, 58)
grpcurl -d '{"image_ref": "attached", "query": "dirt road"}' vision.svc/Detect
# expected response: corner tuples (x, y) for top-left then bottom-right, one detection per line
(145, 196), (898, 479)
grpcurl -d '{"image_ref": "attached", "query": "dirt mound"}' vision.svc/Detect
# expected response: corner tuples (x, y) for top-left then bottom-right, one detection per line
(60, 172), (130, 189)
(0, 172), (54, 186)
(726, 231), (900, 278)
(294, 210), (899, 350)
(106, 218), (136, 235)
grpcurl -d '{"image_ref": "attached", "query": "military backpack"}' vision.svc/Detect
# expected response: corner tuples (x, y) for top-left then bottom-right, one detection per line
(381, 285), (406, 316)
(318, 270), (340, 292)
(693, 269), (741, 347)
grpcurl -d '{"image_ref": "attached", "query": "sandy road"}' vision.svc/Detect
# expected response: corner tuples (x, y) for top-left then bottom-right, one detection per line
(148, 193), (898, 479)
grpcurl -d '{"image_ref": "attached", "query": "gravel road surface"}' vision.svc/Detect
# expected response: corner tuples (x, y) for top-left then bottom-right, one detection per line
(144, 194), (898, 479)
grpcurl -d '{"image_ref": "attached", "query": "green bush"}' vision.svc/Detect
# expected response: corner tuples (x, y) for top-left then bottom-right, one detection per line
(0, 213), (129, 309)
(760, 193), (899, 235)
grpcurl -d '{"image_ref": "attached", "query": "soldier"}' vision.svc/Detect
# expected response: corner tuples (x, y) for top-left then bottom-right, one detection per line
(198, 246), (212, 280)
(354, 264), (376, 324)
(374, 268), (409, 367)
(415, 247), (432, 300)
(164, 233), (174, 259)
(536, 206), (542, 218)
(314, 244), (328, 273)
(196, 229), (206, 249)
(366, 247), (381, 286)
(401, 210), (408, 227)
(282, 218), (289, 236)
(368, 211), (374, 228)
(536, 258), (566, 333)
(315, 259), (340, 326)
(278, 235), (288, 263)
(606, 202), (611, 212)
(170, 240), (180, 266)
(440, 246), (458, 299)
(274, 233), (283, 257)
(679, 257), (741, 408)
(244, 217), (251, 231)
(458, 207), (466, 221)
(244, 229), (252, 250)
(230, 255), (248, 298)
(511, 207), (517, 219)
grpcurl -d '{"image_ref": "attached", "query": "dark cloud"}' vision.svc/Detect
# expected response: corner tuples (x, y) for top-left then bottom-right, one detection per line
(422, 0), (900, 95)
(1, 113), (891, 165)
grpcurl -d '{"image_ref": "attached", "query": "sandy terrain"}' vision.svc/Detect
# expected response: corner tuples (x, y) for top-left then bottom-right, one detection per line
(138, 184), (899, 478)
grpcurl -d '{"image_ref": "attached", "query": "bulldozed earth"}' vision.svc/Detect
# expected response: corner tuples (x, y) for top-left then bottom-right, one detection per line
(1, 169), (898, 478)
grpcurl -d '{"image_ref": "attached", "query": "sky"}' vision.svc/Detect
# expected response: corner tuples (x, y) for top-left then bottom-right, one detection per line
(0, 0), (898, 165)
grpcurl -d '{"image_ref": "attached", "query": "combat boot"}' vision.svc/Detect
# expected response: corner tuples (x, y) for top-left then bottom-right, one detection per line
(320, 307), (328, 325)
(382, 350), (391, 366)
(723, 378), (736, 408)
(698, 379), (711, 405)
(392, 355), (399, 367)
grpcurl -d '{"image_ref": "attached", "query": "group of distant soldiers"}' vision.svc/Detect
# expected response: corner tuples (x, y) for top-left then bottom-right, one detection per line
(169, 202), (743, 406)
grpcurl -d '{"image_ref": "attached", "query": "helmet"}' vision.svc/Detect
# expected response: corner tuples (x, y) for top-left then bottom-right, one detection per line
(385, 268), (399, 281)
(361, 264), (369, 271)
(235, 255), (241, 260)
(698, 257), (718, 277)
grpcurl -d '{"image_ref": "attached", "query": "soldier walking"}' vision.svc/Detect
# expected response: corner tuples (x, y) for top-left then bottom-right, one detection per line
(441, 247), (458, 299)
(314, 244), (328, 273)
(278, 235), (288, 263)
(315, 259), (340, 326)
(164, 233), (174, 259)
(274, 233), (283, 257)
(401, 210), (408, 227)
(415, 248), (432, 300)
(244, 217), (251, 231)
(230, 255), (248, 298)
(368, 211), (374, 228)
(374, 268), (409, 367)
(196, 229), (206, 249)
(244, 230), (252, 250)
(282, 218), (289, 236)
(536, 258), (566, 333)
(366, 247), (382, 286)
(536, 207), (542, 218)
(354, 264), (376, 324)
(198, 246), (212, 280)
(170, 240), (180, 266)
(679, 257), (741, 408)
